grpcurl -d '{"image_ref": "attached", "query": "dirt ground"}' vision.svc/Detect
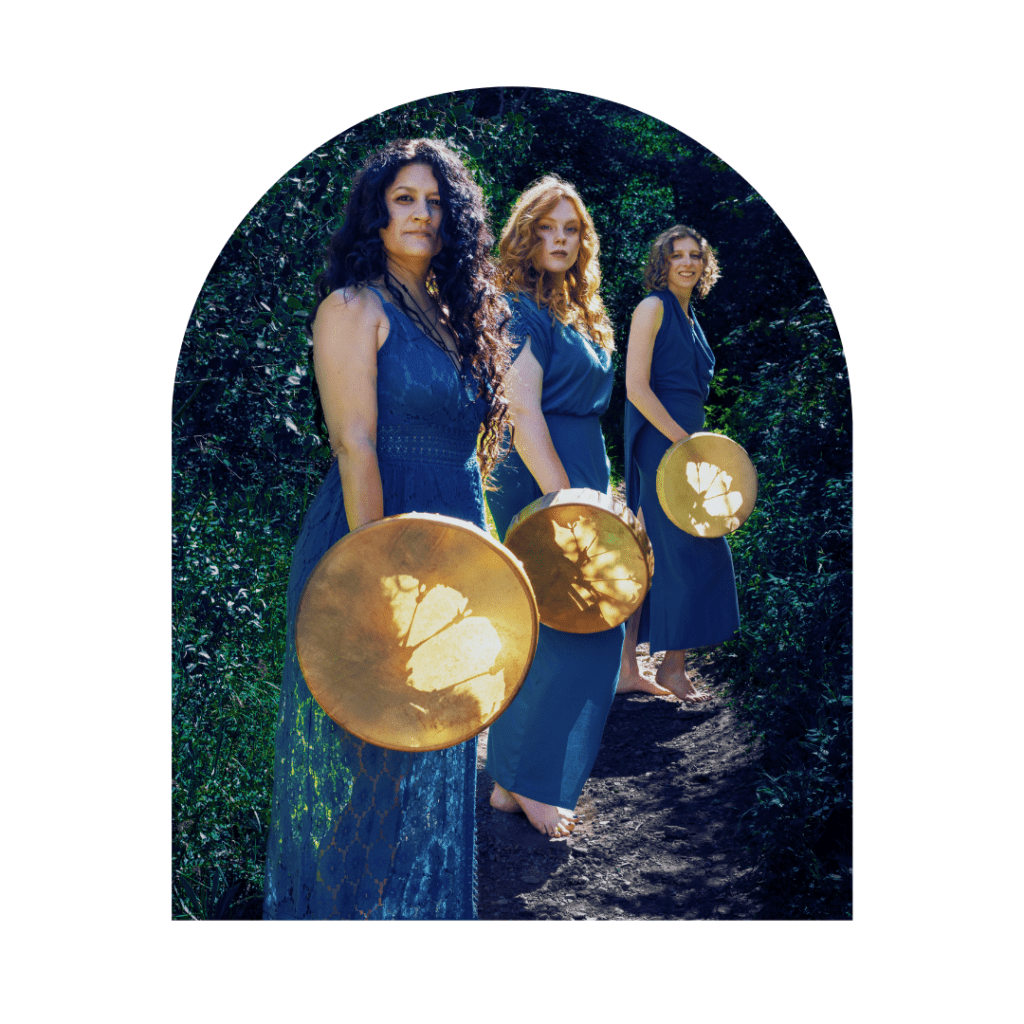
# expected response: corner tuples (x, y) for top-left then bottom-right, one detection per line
(223, 647), (765, 921)
(475, 645), (765, 921)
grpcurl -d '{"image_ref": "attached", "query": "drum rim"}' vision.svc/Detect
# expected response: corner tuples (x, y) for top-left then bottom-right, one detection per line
(295, 511), (540, 751)
(655, 432), (759, 535)
(504, 487), (655, 633)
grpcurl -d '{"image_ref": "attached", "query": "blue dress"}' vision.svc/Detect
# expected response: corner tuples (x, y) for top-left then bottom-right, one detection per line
(624, 290), (740, 652)
(485, 295), (625, 809)
(264, 288), (488, 919)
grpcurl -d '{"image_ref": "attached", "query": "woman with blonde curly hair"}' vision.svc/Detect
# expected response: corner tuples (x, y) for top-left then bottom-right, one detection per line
(619, 225), (739, 702)
(484, 175), (624, 837)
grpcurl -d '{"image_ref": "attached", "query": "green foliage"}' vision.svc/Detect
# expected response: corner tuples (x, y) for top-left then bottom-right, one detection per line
(172, 87), (852, 919)
(171, 479), (295, 918)
(706, 296), (852, 919)
(172, 90), (540, 918)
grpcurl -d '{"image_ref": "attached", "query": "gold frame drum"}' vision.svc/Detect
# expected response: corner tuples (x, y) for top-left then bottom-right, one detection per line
(295, 513), (539, 752)
(503, 487), (654, 634)
(656, 432), (758, 538)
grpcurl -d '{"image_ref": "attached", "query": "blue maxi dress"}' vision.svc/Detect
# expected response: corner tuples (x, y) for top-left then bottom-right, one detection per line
(624, 290), (740, 652)
(485, 295), (625, 809)
(264, 288), (488, 920)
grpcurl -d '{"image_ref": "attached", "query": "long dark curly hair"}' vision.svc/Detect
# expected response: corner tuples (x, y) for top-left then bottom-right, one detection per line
(310, 138), (511, 481)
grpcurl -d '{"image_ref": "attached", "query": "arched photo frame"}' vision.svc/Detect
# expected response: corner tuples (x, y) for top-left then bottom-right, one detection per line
(157, 70), (864, 937)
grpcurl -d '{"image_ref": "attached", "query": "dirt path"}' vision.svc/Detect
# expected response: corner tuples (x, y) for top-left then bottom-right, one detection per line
(475, 647), (765, 920)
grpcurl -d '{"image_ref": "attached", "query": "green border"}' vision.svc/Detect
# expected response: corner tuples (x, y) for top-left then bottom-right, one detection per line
(157, 72), (864, 937)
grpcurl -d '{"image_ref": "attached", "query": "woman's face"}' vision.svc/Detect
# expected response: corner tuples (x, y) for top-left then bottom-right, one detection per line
(532, 197), (582, 276)
(379, 163), (444, 261)
(666, 236), (704, 292)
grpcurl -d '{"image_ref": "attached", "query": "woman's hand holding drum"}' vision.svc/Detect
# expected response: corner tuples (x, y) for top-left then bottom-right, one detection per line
(619, 226), (741, 704)
(483, 176), (627, 839)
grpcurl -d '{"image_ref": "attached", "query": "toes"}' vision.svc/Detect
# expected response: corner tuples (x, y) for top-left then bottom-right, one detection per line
(538, 815), (576, 837)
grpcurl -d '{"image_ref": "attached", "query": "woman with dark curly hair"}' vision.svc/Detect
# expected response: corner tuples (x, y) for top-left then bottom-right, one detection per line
(484, 176), (625, 838)
(263, 139), (511, 919)
(619, 225), (739, 702)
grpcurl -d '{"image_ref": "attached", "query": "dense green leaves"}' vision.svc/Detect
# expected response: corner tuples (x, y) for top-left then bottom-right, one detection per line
(707, 297), (852, 918)
(172, 87), (852, 919)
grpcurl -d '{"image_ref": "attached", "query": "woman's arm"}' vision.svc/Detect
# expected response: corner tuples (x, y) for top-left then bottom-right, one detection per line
(506, 339), (572, 494)
(625, 296), (690, 444)
(312, 289), (388, 531)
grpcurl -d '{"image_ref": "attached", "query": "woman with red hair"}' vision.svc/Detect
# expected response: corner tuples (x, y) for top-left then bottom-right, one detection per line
(484, 176), (624, 838)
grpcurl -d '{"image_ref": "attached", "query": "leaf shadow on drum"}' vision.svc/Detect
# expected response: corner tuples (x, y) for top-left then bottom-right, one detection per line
(684, 461), (744, 536)
(548, 514), (644, 629)
(302, 568), (513, 750)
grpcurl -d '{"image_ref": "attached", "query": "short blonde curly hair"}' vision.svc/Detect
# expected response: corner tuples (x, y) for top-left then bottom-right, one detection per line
(643, 225), (721, 299)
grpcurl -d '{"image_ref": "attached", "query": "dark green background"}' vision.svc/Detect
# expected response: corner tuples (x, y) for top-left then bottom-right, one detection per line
(12, 0), (1011, 1007)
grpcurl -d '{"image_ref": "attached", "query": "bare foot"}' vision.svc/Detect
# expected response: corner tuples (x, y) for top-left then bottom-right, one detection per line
(655, 657), (713, 704)
(490, 783), (578, 837)
(616, 665), (672, 696)
(617, 598), (670, 695)
(489, 782), (520, 814)
(655, 669), (712, 703)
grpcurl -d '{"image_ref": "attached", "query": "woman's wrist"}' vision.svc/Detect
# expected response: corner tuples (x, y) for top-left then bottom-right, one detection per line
(527, 458), (570, 494)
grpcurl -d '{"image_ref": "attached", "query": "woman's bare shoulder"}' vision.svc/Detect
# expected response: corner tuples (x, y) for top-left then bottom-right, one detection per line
(633, 294), (664, 316)
(630, 295), (665, 336)
(314, 286), (389, 338)
(318, 285), (386, 319)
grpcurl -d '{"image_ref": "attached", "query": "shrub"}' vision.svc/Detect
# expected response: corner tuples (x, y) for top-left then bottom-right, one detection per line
(707, 295), (852, 919)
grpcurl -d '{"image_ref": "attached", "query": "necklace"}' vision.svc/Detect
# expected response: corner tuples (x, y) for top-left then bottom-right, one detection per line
(388, 274), (466, 379)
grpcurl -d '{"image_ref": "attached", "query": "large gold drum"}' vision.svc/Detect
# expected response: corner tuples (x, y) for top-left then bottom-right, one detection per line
(295, 513), (539, 752)
(656, 432), (758, 538)
(503, 487), (654, 634)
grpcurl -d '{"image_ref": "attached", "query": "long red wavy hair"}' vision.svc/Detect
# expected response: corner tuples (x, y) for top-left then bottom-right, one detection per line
(497, 175), (614, 352)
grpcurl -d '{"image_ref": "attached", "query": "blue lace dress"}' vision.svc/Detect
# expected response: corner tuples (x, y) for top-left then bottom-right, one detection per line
(263, 288), (487, 919)
(623, 290), (740, 652)
(484, 295), (625, 809)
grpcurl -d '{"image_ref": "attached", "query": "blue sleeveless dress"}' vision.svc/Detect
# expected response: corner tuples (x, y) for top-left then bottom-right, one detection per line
(623, 290), (740, 652)
(485, 295), (625, 809)
(263, 289), (488, 919)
